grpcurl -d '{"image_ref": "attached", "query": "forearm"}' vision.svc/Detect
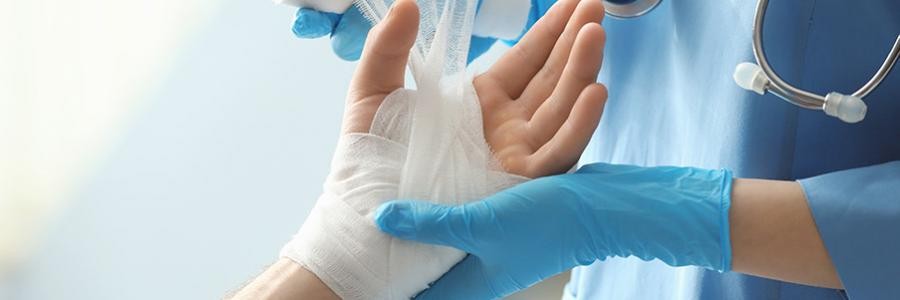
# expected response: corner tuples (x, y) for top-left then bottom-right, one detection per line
(230, 258), (339, 300)
(729, 178), (842, 289)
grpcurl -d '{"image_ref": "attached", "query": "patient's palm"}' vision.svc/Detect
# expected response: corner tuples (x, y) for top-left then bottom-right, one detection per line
(475, 0), (607, 178)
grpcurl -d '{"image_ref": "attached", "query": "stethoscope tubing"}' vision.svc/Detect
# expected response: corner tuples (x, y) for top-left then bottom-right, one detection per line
(605, 0), (900, 122)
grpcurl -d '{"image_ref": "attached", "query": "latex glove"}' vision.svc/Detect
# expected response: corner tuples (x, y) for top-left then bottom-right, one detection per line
(289, 0), (559, 62)
(374, 163), (734, 299)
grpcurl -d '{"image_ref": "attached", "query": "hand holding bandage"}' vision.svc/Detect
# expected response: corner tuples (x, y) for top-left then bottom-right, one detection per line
(281, 0), (607, 298)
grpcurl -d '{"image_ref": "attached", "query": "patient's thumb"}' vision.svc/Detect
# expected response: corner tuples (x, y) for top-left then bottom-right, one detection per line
(374, 200), (476, 253)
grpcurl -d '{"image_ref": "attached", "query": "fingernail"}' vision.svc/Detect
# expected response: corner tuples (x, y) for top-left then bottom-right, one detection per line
(375, 202), (416, 239)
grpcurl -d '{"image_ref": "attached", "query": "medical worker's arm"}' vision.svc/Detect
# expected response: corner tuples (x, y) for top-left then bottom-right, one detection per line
(231, 0), (607, 298)
(374, 165), (848, 299)
(729, 179), (840, 288)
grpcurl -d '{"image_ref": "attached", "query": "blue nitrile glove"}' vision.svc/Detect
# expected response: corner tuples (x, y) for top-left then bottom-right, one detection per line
(293, 7), (370, 61)
(375, 163), (734, 299)
(291, 0), (560, 63)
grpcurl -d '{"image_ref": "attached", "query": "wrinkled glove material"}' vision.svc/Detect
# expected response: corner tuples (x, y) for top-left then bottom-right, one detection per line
(376, 163), (733, 299)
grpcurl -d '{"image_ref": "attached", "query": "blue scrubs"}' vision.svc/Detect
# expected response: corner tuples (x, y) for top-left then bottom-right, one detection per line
(566, 0), (900, 299)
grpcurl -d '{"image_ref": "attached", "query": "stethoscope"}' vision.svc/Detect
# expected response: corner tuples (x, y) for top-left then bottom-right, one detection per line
(603, 0), (900, 123)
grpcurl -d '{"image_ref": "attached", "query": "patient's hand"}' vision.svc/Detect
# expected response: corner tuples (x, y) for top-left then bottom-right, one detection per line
(344, 0), (607, 178)
(230, 1), (607, 299)
(476, 0), (606, 177)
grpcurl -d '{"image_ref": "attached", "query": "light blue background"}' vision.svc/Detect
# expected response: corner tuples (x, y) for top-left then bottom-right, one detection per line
(7, 1), (352, 298)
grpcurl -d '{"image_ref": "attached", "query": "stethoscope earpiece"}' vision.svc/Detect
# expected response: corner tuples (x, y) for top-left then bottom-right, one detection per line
(732, 0), (899, 123)
(733, 62), (868, 123)
(603, 0), (896, 123)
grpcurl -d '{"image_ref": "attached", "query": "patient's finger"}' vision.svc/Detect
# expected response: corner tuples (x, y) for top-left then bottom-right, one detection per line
(527, 83), (607, 176)
(350, 0), (419, 97)
(485, 0), (579, 98)
(529, 23), (605, 145)
(521, 0), (603, 111)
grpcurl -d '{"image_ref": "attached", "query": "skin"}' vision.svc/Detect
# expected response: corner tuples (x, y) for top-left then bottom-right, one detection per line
(228, 258), (338, 299)
(730, 179), (842, 289)
(232, 0), (842, 298)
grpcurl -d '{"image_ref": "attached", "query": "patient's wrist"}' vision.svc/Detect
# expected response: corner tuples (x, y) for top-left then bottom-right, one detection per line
(287, 259), (341, 299)
(231, 258), (339, 300)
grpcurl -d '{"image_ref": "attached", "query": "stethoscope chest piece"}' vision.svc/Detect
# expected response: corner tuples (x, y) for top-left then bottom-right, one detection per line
(604, 0), (662, 18)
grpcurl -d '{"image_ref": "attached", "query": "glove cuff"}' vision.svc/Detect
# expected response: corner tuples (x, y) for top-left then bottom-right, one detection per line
(718, 169), (734, 272)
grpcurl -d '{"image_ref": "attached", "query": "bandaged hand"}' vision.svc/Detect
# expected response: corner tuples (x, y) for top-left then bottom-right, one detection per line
(282, 0), (607, 298)
(345, 0), (607, 177)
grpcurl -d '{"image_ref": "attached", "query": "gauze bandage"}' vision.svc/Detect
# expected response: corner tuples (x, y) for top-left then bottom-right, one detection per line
(279, 0), (528, 299)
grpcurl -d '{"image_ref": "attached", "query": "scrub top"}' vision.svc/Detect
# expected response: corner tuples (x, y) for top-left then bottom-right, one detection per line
(566, 0), (900, 299)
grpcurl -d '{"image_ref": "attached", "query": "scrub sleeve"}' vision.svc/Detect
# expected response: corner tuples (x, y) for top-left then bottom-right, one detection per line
(799, 161), (900, 299)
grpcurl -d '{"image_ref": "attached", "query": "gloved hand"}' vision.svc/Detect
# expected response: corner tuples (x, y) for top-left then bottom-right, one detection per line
(290, 0), (561, 63)
(374, 163), (734, 299)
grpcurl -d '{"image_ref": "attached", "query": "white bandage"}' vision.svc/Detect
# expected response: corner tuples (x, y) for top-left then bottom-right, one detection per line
(281, 84), (527, 299)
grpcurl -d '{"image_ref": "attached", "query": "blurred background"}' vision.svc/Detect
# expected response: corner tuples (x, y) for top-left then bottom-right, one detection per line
(0, 0), (565, 298)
